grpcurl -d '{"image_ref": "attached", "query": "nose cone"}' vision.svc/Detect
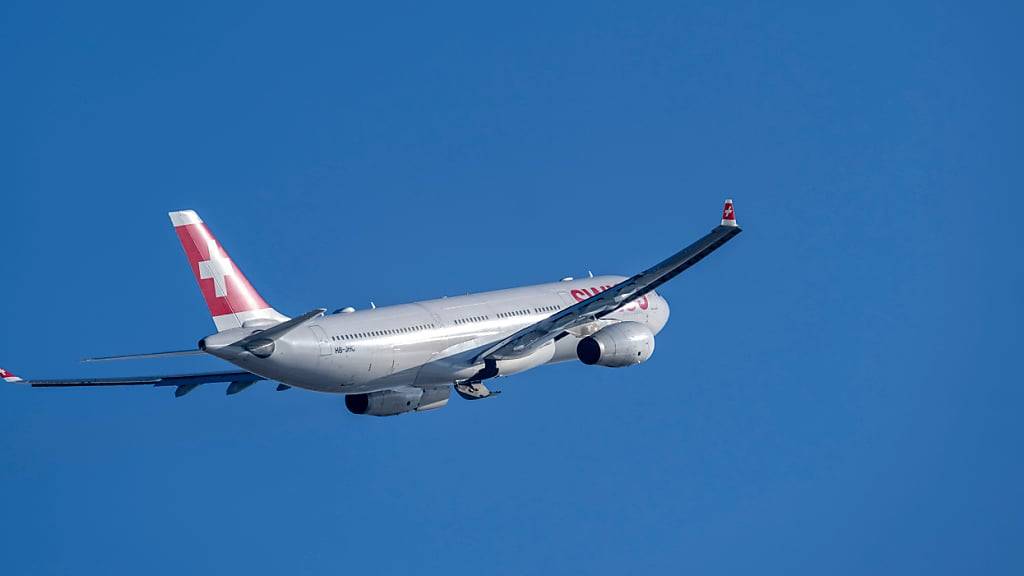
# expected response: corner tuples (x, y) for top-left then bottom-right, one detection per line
(651, 292), (670, 333)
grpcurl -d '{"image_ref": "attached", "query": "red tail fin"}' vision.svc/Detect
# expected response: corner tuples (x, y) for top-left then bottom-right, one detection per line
(169, 210), (286, 331)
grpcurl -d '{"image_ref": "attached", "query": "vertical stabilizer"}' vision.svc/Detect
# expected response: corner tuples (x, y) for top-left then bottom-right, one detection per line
(168, 210), (287, 331)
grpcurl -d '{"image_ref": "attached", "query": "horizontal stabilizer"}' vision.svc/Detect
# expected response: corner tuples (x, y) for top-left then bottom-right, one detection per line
(83, 349), (205, 363)
(230, 308), (326, 349)
(199, 308), (326, 360)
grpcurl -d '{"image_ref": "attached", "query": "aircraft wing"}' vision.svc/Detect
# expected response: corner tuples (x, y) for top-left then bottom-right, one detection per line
(1, 367), (264, 397)
(477, 199), (742, 362)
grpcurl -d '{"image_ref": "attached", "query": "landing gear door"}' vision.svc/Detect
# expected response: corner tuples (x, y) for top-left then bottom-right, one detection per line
(308, 325), (332, 357)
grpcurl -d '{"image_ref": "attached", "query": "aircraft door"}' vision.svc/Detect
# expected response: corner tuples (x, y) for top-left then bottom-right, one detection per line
(557, 291), (579, 309)
(308, 325), (333, 357)
(369, 345), (395, 379)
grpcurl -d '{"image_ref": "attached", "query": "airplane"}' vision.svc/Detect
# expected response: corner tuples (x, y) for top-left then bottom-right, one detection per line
(2, 200), (742, 416)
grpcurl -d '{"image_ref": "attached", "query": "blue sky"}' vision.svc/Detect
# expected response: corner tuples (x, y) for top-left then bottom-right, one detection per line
(1, 1), (1020, 574)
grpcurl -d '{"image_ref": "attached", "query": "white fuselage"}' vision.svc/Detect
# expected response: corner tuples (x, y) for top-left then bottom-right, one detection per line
(220, 275), (670, 394)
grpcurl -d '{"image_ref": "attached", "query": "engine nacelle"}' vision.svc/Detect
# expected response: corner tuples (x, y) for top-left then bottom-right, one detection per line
(577, 321), (655, 367)
(345, 386), (450, 417)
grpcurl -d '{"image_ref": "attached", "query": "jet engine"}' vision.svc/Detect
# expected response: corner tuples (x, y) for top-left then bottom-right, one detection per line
(345, 386), (450, 417)
(576, 321), (655, 367)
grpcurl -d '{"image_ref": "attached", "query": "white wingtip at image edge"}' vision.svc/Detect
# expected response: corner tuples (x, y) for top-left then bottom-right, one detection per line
(0, 368), (24, 383)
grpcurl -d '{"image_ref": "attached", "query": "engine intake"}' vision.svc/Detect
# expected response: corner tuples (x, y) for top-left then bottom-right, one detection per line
(577, 321), (655, 367)
(345, 386), (450, 417)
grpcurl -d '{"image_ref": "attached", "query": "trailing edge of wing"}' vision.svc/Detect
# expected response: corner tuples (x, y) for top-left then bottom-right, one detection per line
(478, 200), (742, 362)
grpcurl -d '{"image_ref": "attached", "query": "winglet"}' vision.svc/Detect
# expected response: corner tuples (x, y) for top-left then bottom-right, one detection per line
(720, 199), (738, 227)
(1, 368), (24, 383)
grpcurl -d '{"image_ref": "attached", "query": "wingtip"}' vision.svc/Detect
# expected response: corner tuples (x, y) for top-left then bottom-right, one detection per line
(0, 367), (25, 383)
(720, 199), (738, 227)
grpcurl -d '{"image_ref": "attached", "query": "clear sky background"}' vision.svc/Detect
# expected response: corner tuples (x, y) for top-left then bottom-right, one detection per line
(1, 1), (1020, 574)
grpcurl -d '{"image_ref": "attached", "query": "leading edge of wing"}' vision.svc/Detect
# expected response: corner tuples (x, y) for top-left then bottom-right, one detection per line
(478, 201), (742, 362)
(24, 370), (262, 388)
